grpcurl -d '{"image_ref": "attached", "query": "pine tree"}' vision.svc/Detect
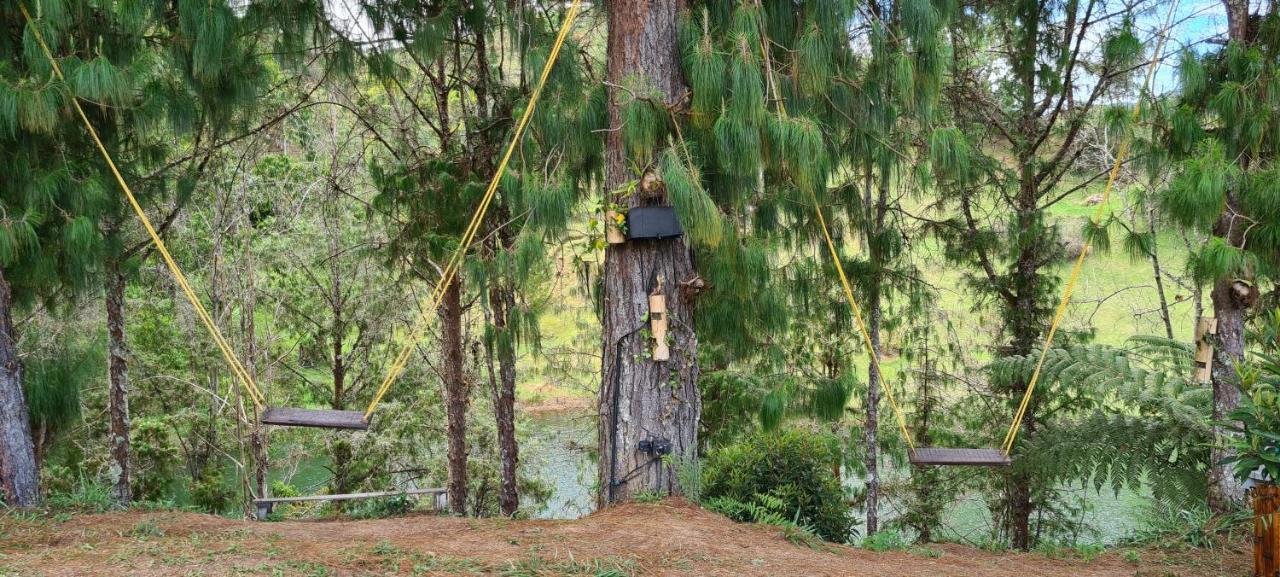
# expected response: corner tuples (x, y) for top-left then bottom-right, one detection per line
(0, 2), (134, 506)
(930, 0), (1143, 548)
(355, 0), (593, 515)
(1156, 3), (1280, 511)
(598, 0), (700, 504)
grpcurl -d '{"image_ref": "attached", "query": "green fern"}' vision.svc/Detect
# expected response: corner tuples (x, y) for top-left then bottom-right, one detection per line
(990, 337), (1211, 503)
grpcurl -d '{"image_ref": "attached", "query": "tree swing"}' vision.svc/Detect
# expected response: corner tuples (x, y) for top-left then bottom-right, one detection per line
(16, 0), (585, 433)
(812, 20), (1173, 467)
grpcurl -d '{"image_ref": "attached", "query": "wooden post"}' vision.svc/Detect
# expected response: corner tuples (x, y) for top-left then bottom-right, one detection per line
(649, 279), (669, 362)
(1194, 317), (1217, 384)
(1255, 485), (1279, 577)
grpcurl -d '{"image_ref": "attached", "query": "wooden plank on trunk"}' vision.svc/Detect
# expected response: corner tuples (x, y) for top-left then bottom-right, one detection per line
(1256, 485), (1279, 577)
(260, 408), (369, 430)
(1194, 317), (1217, 383)
(909, 447), (1011, 467)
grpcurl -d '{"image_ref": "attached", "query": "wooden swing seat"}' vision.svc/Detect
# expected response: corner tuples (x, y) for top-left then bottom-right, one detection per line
(909, 447), (1010, 467)
(260, 407), (369, 430)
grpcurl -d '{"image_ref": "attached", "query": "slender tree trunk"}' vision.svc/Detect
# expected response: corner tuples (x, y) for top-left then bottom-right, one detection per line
(441, 275), (469, 515)
(864, 289), (881, 534)
(863, 171), (888, 535)
(599, 0), (701, 506)
(105, 258), (132, 505)
(0, 266), (38, 507)
(1147, 208), (1175, 340)
(469, 11), (519, 517)
(491, 285), (520, 516)
(241, 245), (267, 501)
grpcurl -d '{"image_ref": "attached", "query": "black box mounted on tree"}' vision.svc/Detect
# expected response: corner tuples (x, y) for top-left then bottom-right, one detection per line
(625, 206), (684, 241)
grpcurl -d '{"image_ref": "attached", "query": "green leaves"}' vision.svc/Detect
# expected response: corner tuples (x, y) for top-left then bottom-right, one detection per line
(70, 57), (130, 107)
(1188, 237), (1257, 284)
(15, 82), (60, 134)
(1161, 140), (1235, 230)
(1101, 23), (1141, 72)
(928, 127), (971, 183)
(0, 82), (16, 138)
(619, 74), (668, 164)
(1177, 50), (1205, 104)
(794, 24), (831, 99)
(661, 147), (723, 247)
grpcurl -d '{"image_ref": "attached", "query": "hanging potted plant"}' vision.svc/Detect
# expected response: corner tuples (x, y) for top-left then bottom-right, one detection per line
(1223, 353), (1280, 577)
(603, 202), (628, 245)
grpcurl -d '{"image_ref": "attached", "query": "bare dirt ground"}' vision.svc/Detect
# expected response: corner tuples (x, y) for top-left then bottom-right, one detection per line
(0, 500), (1250, 577)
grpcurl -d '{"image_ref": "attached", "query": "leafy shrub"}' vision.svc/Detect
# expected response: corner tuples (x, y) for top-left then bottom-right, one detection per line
(45, 476), (113, 512)
(862, 530), (909, 552)
(131, 418), (180, 502)
(702, 429), (854, 542)
(270, 481), (300, 498)
(703, 494), (825, 549)
(350, 494), (414, 519)
(1126, 504), (1250, 549)
(1223, 352), (1280, 483)
(191, 468), (235, 514)
(672, 455), (703, 503)
(632, 490), (665, 504)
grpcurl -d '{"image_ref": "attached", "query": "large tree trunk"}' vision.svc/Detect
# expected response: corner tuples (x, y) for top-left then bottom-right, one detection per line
(490, 284), (520, 516)
(1208, 212), (1248, 512)
(441, 275), (469, 515)
(1224, 0), (1250, 42)
(1206, 0), (1251, 515)
(598, 0), (701, 507)
(105, 258), (132, 505)
(0, 266), (38, 507)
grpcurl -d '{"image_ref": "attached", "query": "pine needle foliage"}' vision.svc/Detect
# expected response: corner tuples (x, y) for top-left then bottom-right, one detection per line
(1158, 19), (1280, 284)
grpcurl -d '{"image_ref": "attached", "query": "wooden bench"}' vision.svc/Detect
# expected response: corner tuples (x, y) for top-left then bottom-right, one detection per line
(254, 488), (447, 520)
(260, 407), (370, 430)
(909, 447), (1011, 467)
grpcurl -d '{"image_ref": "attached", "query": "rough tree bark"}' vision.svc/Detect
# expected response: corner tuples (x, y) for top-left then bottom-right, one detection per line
(598, 0), (701, 507)
(441, 276), (469, 515)
(1207, 211), (1248, 512)
(105, 257), (132, 505)
(490, 284), (519, 516)
(1205, 0), (1252, 514)
(468, 15), (519, 518)
(863, 172), (889, 535)
(0, 266), (38, 507)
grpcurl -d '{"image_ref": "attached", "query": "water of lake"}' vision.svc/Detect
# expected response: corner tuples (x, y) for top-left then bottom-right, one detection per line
(520, 410), (1154, 544)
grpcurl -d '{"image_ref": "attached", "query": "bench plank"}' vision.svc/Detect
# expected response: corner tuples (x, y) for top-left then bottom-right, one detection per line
(260, 407), (369, 430)
(255, 488), (445, 505)
(909, 447), (1011, 467)
(253, 488), (446, 520)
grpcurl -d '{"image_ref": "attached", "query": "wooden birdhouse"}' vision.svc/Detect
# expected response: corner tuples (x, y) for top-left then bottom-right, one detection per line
(1193, 317), (1217, 383)
(649, 281), (670, 362)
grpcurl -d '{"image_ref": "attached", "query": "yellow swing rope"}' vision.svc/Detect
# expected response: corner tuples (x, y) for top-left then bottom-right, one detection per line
(808, 189), (918, 452)
(18, 3), (266, 410)
(1001, 3), (1178, 456)
(362, 0), (584, 419)
(752, 7), (917, 451)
